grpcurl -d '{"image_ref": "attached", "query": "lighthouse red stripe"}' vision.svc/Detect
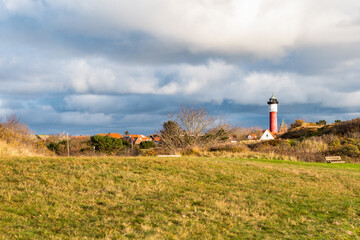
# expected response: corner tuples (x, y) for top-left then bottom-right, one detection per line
(270, 112), (278, 133)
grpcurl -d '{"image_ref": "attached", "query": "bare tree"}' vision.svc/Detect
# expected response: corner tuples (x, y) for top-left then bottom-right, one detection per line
(3, 114), (29, 135)
(174, 105), (215, 132)
(163, 106), (217, 149)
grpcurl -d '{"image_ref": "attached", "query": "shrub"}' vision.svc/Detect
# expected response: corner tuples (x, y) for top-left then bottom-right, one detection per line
(290, 119), (305, 129)
(316, 120), (327, 126)
(201, 127), (230, 147)
(0, 114), (51, 156)
(142, 149), (156, 156)
(45, 136), (95, 156)
(288, 139), (296, 146)
(341, 144), (360, 157)
(210, 143), (249, 153)
(47, 142), (60, 153)
(182, 147), (201, 156)
(140, 141), (156, 149)
(294, 137), (328, 153)
(328, 138), (341, 152)
(343, 138), (360, 148)
(90, 135), (124, 155)
(323, 118), (360, 137)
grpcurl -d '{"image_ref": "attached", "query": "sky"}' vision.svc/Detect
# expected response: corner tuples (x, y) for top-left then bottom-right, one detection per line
(0, 0), (360, 135)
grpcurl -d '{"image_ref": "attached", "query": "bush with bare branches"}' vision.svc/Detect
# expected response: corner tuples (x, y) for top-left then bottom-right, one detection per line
(0, 115), (51, 156)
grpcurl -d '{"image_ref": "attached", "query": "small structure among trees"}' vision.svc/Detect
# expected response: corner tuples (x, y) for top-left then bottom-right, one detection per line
(247, 134), (257, 140)
(279, 119), (288, 134)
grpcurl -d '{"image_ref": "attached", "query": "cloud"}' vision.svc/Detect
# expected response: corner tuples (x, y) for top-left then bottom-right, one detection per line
(2, 0), (360, 59)
(63, 58), (360, 109)
(59, 112), (114, 125)
(59, 0), (360, 57)
(2, 55), (360, 110)
(1, 0), (44, 16)
(0, 0), (360, 134)
(9, 105), (114, 127)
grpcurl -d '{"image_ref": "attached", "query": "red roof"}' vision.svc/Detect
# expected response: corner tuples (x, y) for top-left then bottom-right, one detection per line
(126, 135), (151, 141)
(98, 133), (123, 139)
(153, 137), (162, 142)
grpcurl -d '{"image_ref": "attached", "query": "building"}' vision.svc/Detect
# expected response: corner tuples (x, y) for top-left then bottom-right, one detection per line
(279, 118), (288, 134)
(260, 129), (276, 140)
(247, 134), (257, 140)
(150, 134), (162, 143)
(267, 94), (279, 133)
(97, 133), (123, 139)
(123, 135), (152, 144)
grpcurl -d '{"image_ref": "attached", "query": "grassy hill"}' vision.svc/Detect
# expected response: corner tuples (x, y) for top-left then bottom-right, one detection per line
(246, 118), (360, 162)
(0, 156), (359, 239)
(281, 118), (360, 139)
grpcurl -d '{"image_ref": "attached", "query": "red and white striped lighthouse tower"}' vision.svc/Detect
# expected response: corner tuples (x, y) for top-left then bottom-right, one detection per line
(267, 94), (279, 133)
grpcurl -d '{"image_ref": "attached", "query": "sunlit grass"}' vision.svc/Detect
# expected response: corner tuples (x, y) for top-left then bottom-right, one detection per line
(0, 156), (359, 239)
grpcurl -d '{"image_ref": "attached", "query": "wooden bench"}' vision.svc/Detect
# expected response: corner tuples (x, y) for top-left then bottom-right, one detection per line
(325, 156), (345, 163)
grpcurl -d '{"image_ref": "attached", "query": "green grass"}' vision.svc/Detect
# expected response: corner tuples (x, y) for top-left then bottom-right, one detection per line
(0, 156), (359, 239)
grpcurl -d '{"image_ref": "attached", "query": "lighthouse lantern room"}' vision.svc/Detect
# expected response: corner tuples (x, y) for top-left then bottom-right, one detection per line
(267, 94), (279, 133)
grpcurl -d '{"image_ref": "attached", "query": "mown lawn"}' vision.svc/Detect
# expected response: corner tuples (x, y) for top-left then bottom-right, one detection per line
(0, 156), (359, 239)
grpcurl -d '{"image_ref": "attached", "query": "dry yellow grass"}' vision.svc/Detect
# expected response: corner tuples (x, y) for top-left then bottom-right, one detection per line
(0, 156), (359, 239)
(0, 140), (52, 157)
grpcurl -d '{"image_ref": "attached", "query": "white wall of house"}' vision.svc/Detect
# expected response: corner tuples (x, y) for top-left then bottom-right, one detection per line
(260, 129), (275, 140)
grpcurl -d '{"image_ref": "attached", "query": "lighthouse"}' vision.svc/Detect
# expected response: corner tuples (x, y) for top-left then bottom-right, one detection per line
(267, 94), (279, 133)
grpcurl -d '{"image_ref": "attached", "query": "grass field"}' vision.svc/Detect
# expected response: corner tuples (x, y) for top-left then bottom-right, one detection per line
(0, 156), (359, 239)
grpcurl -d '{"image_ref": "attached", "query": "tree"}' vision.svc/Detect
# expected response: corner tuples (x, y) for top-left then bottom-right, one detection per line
(47, 142), (60, 153)
(90, 135), (124, 154)
(290, 119), (304, 129)
(316, 120), (327, 126)
(171, 105), (216, 147)
(200, 122), (236, 147)
(140, 141), (156, 149)
(160, 106), (217, 151)
(124, 130), (129, 135)
(160, 120), (183, 152)
(335, 120), (342, 124)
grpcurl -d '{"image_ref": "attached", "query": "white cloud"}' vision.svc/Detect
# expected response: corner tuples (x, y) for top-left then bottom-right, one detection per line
(62, 57), (360, 109)
(1, 0), (45, 17)
(67, 59), (159, 94)
(34, 0), (360, 58)
(1, 53), (360, 110)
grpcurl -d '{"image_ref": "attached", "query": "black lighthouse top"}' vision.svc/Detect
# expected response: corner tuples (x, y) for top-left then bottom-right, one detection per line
(267, 94), (279, 104)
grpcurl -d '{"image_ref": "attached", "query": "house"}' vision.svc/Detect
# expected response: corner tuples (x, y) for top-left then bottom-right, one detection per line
(97, 133), (123, 139)
(247, 134), (257, 140)
(259, 129), (276, 140)
(123, 135), (152, 144)
(150, 134), (162, 143)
